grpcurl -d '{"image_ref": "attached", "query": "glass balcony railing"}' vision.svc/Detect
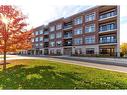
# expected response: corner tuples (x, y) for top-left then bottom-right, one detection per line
(44, 31), (49, 35)
(99, 11), (117, 20)
(64, 34), (72, 38)
(99, 38), (117, 44)
(44, 38), (49, 42)
(64, 43), (72, 46)
(99, 23), (117, 32)
(63, 25), (72, 30)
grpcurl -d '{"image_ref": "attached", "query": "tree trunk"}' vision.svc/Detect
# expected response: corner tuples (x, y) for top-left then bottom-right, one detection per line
(3, 51), (6, 71)
(3, 39), (7, 71)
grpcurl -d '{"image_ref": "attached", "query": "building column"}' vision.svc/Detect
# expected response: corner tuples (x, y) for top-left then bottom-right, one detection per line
(72, 47), (75, 55)
(61, 48), (64, 55)
(117, 5), (120, 57)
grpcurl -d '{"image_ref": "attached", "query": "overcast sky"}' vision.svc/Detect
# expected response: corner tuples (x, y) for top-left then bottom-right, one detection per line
(0, 0), (127, 44)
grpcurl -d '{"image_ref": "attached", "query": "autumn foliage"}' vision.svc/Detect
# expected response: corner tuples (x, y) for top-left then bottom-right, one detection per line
(0, 5), (33, 70)
(121, 43), (127, 56)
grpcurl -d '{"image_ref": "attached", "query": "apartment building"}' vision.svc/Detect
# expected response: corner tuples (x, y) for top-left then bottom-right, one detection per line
(26, 5), (120, 57)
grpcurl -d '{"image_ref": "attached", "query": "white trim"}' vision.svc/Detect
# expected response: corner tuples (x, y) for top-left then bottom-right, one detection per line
(99, 29), (117, 33)
(99, 43), (117, 46)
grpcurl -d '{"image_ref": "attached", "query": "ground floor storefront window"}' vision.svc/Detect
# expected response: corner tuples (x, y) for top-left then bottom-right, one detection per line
(99, 48), (115, 56)
(86, 48), (95, 54)
(75, 48), (82, 55)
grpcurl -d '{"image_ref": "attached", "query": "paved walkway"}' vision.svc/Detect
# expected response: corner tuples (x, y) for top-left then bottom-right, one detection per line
(0, 55), (127, 73)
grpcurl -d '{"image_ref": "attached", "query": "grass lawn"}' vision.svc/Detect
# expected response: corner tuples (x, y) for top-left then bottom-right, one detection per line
(0, 59), (127, 89)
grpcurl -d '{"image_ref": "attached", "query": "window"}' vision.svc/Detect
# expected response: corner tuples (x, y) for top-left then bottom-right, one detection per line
(56, 32), (62, 38)
(56, 41), (62, 47)
(50, 34), (55, 39)
(85, 24), (95, 33)
(85, 13), (95, 22)
(75, 48), (82, 54)
(56, 24), (62, 30)
(74, 38), (83, 45)
(35, 31), (38, 35)
(35, 43), (39, 47)
(56, 49), (61, 55)
(40, 43), (43, 46)
(86, 48), (94, 54)
(50, 49), (55, 55)
(74, 16), (82, 25)
(50, 26), (55, 32)
(40, 37), (43, 41)
(50, 41), (55, 47)
(35, 37), (39, 42)
(40, 30), (43, 34)
(32, 38), (34, 42)
(74, 28), (82, 35)
(85, 36), (95, 44)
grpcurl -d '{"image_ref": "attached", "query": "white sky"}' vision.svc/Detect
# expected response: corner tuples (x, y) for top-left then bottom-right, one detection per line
(0, 0), (127, 44)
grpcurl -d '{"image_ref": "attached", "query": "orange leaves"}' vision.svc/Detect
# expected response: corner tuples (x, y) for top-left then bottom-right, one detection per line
(0, 5), (33, 53)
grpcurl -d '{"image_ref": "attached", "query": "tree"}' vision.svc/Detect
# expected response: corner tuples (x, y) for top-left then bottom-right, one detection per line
(0, 5), (33, 71)
(120, 43), (127, 56)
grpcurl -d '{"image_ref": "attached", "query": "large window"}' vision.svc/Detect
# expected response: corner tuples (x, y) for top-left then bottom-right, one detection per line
(56, 41), (62, 47)
(99, 36), (116, 44)
(40, 30), (43, 34)
(86, 48), (95, 54)
(40, 43), (43, 47)
(85, 24), (95, 33)
(85, 36), (95, 44)
(35, 37), (39, 42)
(74, 16), (83, 25)
(74, 38), (83, 45)
(50, 41), (55, 47)
(35, 31), (39, 35)
(56, 32), (62, 38)
(40, 37), (43, 41)
(74, 28), (82, 35)
(50, 49), (55, 55)
(50, 26), (55, 32)
(35, 43), (39, 47)
(85, 13), (95, 22)
(99, 23), (117, 32)
(50, 34), (55, 39)
(56, 24), (62, 30)
(75, 48), (82, 55)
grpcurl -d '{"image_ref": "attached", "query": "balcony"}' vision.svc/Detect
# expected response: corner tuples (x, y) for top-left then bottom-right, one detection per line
(99, 23), (117, 33)
(44, 45), (49, 48)
(63, 21), (73, 30)
(44, 42), (49, 48)
(99, 11), (117, 21)
(64, 43), (72, 46)
(64, 34), (72, 39)
(44, 38), (49, 42)
(99, 36), (117, 44)
(64, 40), (72, 46)
(63, 25), (72, 30)
(44, 31), (49, 35)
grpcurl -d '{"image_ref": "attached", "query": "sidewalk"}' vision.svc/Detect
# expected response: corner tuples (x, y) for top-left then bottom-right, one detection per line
(50, 56), (127, 67)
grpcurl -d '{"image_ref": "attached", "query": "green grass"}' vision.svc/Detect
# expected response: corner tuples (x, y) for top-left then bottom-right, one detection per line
(0, 59), (127, 89)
